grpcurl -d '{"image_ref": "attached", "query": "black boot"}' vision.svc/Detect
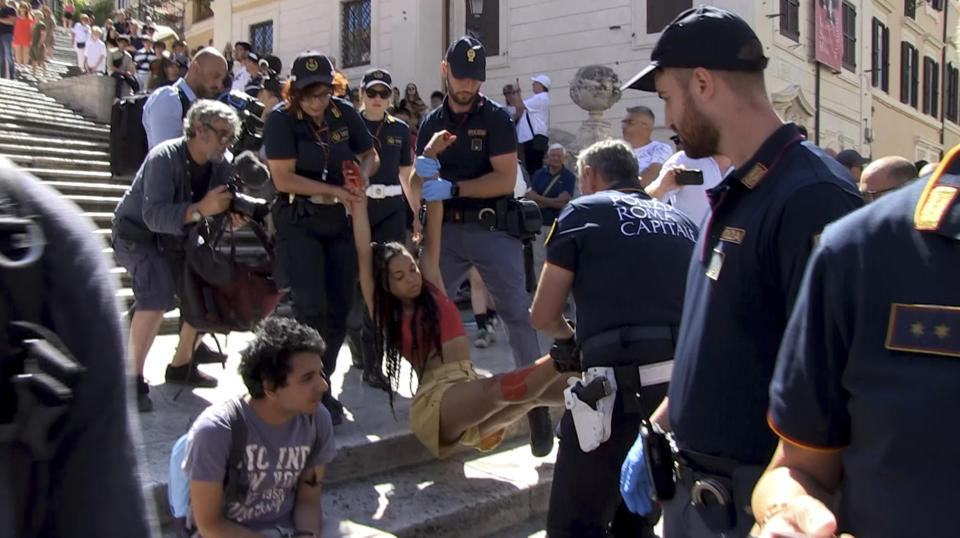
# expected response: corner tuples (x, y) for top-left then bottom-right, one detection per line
(322, 392), (345, 425)
(165, 361), (218, 388)
(136, 376), (153, 413)
(527, 407), (554, 457)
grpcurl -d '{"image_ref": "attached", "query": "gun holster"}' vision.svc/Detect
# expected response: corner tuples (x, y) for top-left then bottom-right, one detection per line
(563, 367), (617, 452)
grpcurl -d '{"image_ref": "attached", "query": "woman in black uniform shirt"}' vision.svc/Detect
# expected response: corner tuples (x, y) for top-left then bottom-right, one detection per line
(346, 67), (414, 390)
(263, 51), (379, 423)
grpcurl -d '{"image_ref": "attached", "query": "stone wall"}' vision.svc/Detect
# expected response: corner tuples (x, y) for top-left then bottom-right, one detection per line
(41, 73), (115, 124)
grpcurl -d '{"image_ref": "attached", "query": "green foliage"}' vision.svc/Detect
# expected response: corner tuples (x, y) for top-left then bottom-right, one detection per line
(64, 0), (115, 25)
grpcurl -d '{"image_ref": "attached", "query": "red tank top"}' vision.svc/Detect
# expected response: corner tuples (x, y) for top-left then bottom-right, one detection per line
(399, 282), (466, 366)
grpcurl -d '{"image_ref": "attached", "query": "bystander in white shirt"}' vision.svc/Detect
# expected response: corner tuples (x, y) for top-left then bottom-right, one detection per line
(647, 150), (731, 226)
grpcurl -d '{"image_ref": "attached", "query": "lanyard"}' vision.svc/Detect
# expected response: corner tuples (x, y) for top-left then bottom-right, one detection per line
(699, 134), (803, 262)
(308, 116), (331, 182)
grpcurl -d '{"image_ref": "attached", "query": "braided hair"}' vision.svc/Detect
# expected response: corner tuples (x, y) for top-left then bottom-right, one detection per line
(370, 242), (444, 412)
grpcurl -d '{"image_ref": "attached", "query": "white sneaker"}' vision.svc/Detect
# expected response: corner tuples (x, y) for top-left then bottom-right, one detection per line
(474, 327), (495, 348)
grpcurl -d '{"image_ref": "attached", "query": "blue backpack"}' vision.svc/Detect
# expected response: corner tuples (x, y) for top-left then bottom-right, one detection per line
(168, 398), (249, 532)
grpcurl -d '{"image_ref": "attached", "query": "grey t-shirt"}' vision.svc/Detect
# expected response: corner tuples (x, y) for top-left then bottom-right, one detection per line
(183, 397), (337, 530)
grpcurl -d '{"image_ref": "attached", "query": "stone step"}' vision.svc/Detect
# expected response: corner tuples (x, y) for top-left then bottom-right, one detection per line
(0, 130), (110, 151)
(321, 440), (555, 538)
(42, 179), (128, 195)
(0, 102), (98, 126)
(4, 153), (110, 171)
(0, 121), (109, 142)
(487, 515), (547, 538)
(0, 82), (62, 102)
(0, 96), (86, 117)
(64, 194), (123, 212)
(0, 111), (109, 136)
(0, 142), (108, 159)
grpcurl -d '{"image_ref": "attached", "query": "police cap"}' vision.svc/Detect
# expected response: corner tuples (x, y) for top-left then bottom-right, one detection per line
(362, 68), (392, 89)
(445, 36), (486, 82)
(290, 51), (336, 90)
(622, 6), (768, 92)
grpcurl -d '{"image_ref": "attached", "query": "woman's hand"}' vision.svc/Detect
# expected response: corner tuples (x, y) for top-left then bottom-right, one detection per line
(757, 495), (844, 538)
(423, 130), (457, 158)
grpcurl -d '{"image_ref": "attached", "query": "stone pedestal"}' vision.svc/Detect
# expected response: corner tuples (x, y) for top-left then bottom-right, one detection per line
(41, 73), (114, 123)
(569, 65), (622, 151)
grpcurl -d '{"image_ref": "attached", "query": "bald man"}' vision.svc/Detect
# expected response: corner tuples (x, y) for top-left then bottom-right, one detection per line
(143, 46), (228, 149)
(860, 156), (917, 203)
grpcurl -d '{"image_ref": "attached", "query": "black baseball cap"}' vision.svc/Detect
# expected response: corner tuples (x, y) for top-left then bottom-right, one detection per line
(362, 68), (392, 89)
(836, 149), (870, 167)
(290, 51), (335, 89)
(445, 36), (485, 81)
(623, 6), (768, 92)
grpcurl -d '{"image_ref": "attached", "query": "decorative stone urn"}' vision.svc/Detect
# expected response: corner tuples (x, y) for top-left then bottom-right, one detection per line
(569, 65), (623, 150)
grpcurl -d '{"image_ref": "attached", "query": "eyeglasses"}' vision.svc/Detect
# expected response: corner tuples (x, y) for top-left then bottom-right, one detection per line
(302, 89), (331, 104)
(365, 88), (391, 99)
(202, 122), (236, 145)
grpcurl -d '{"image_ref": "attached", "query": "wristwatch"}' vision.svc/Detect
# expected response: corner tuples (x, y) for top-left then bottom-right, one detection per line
(190, 208), (203, 222)
(450, 183), (460, 198)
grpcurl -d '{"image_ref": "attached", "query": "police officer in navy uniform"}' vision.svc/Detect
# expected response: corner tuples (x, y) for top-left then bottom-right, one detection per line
(413, 36), (553, 455)
(619, 7), (862, 536)
(347, 67), (413, 390)
(749, 155), (960, 536)
(263, 51), (380, 424)
(530, 139), (696, 537)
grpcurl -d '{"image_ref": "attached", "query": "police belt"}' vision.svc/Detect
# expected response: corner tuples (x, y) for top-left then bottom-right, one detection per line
(580, 325), (677, 375)
(442, 196), (512, 229)
(277, 192), (340, 206)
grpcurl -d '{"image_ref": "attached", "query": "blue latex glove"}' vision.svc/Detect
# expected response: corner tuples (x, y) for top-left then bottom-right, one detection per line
(620, 432), (655, 515)
(423, 179), (454, 201)
(415, 155), (441, 178)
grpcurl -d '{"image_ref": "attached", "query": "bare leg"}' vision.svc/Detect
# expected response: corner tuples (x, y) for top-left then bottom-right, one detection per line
(129, 309), (164, 376)
(438, 356), (559, 445)
(170, 322), (202, 367)
(468, 267), (488, 315)
(473, 371), (575, 438)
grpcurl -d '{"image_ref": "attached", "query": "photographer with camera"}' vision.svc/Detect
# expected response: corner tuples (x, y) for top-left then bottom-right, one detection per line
(263, 51), (379, 424)
(113, 99), (243, 412)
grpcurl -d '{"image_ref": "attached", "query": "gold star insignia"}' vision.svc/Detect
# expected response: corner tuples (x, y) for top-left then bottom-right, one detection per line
(935, 324), (951, 339)
(911, 322), (925, 336)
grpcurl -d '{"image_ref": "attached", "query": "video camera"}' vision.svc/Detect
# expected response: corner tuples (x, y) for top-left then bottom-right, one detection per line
(219, 90), (265, 155)
(229, 151), (271, 222)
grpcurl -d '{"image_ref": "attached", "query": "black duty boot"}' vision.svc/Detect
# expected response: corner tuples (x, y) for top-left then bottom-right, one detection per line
(527, 407), (554, 457)
(192, 342), (227, 365)
(322, 392), (345, 425)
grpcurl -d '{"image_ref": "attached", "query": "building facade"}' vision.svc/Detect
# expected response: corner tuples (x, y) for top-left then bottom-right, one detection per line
(184, 0), (960, 162)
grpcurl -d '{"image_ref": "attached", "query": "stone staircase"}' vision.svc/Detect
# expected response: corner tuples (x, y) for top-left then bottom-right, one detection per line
(0, 29), (555, 538)
(14, 27), (80, 85)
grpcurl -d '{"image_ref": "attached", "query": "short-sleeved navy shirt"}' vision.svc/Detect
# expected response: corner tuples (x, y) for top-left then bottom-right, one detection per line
(263, 96), (374, 187)
(546, 188), (697, 342)
(416, 94), (517, 186)
(768, 171), (960, 536)
(530, 166), (577, 225)
(364, 112), (412, 186)
(668, 123), (863, 465)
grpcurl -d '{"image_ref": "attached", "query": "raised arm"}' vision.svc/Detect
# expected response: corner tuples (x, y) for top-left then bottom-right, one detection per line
(419, 201), (444, 293)
(344, 163), (376, 314)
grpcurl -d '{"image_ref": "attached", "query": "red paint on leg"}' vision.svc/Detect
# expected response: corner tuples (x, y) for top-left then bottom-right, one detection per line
(499, 365), (535, 401)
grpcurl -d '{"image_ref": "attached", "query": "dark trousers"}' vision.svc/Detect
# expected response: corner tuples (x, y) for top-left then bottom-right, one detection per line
(523, 140), (547, 177)
(546, 380), (668, 538)
(346, 197), (407, 373)
(272, 200), (357, 380)
(110, 71), (139, 98)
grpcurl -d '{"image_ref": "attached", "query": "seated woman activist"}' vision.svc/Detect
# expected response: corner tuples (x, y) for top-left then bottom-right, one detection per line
(345, 130), (569, 459)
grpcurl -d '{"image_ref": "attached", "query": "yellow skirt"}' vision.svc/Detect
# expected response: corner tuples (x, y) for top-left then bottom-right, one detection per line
(410, 360), (506, 459)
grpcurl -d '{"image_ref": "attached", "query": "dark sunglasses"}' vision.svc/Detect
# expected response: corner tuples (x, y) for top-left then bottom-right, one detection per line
(365, 88), (391, 99)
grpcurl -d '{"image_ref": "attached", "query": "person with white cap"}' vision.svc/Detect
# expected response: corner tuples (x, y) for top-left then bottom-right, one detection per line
(511, 73), (552, 176)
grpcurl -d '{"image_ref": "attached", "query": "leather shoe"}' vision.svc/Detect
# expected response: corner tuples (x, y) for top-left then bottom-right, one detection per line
(527, 407), (554, 457)
(136, 376), (153, 413)
(322, 392), (345, 425)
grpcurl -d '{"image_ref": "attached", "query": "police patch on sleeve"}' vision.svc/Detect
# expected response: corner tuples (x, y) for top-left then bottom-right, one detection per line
(885, 303), (960, 358)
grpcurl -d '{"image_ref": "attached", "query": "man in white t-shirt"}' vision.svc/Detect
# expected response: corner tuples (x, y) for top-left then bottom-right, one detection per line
(645, 135), (732, 226)
(508, 74), (551, 175)
(621, 105), (673, 187)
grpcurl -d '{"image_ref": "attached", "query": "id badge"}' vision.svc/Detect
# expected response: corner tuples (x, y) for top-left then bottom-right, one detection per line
(705, 247), (724, 281)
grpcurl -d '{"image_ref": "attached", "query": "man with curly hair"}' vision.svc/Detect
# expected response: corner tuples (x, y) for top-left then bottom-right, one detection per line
(182, 316), (337, 538)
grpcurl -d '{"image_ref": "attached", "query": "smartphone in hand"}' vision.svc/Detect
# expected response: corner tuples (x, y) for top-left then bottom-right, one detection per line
(676, 169), (704, 185)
